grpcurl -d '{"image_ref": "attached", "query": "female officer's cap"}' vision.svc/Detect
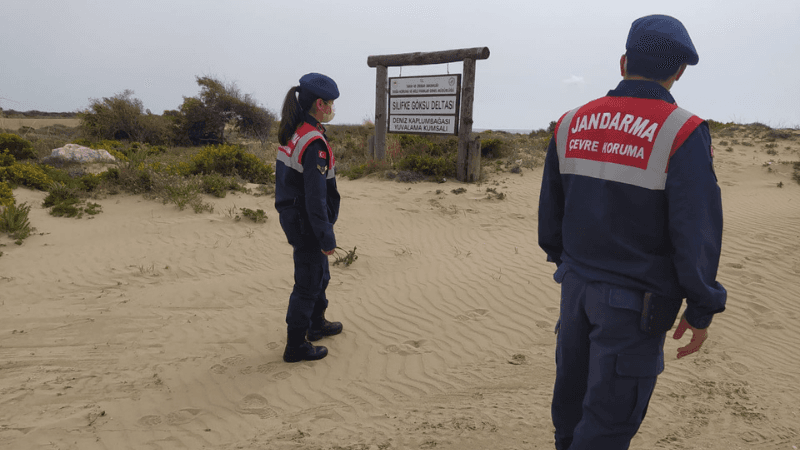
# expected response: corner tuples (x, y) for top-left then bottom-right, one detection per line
(626, 15), (699, 66)
(299, 73), (340, 101)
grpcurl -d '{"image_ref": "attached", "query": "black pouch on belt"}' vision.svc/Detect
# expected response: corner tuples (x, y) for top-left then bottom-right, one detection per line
(640, 292), (683, 336)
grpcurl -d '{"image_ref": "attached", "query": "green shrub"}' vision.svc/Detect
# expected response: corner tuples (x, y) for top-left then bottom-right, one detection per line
(171, 76), (276, 146)
(200, 173), (244, 198)
(707, 120), (734, 133)
(0, 163), (53, 190)
(0, 150), (15, 167)
(79, 172), (103, 192)
(42, 181), (103, 218)
(157, 174), (202, 211)
(394, 153), (456, 179)
(0, 201), (33, 241)
(43, 181), (80, 208)
(190, 144), (273, 184)
(398, 134), (432, 156)
(0, 133), (36, 160)
(79, 90), (173, 145)
(0, 181), (14, 208)
(340, 159), (391, 180)
(480, 138), (505, 158)
(427, 136), (458, 157)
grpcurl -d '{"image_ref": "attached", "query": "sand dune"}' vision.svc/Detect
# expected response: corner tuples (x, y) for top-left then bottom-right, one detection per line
(1, 130), (799, 449)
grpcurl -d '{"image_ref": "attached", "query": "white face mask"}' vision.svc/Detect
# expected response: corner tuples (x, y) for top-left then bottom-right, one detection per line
(320, 101), (335, 123)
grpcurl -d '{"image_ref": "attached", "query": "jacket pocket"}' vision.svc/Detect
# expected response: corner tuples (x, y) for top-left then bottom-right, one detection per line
(279, 208), (305, 247)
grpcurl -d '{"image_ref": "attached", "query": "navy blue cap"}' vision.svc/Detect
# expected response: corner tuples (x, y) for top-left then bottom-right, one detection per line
(299, 73), (340, 101)
(626, 15), (698, 66)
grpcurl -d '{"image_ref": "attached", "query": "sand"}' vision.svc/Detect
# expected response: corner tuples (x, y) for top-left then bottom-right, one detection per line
(1, 129), (799, 449)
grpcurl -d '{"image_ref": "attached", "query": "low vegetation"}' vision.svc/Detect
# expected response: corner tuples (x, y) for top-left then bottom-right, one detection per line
(3, 99), (798, 251)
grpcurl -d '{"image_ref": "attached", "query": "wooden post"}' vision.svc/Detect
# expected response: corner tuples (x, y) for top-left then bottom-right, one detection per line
(457, 57), (479, 182)
(469, 135), (481, 182)
(374, 65), (387, 161)
(368, 135), (375, 159)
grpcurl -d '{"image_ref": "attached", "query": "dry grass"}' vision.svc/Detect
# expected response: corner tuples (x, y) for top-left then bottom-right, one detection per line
(0, 118), (80, 131)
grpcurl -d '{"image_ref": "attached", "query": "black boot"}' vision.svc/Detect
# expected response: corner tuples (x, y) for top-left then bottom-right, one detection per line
(283, 329), (328, 363)
(307, 317), (343, 342)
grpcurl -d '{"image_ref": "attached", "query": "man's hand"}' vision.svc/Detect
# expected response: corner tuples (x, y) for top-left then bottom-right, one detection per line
(322, 248), (335, 256)
(672, 314), (709, 359)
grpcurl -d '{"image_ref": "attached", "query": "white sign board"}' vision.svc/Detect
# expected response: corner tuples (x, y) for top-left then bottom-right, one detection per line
(390, 75), (460, 95)
(388, 74), (461, 135)
(390, 96), (458, 115)
(390, 115), (457, 134)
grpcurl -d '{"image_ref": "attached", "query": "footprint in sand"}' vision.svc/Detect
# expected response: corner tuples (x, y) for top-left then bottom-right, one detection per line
(455, 309), (490, 322)
(747, 302), (787, 330)
(257, 362), (280, 374)
(137, 415), (162, 427)
(237, 394), (277, 419)
(222, 355), (246, 366)
(382, 340), (430, 355)
(508, 354), (528, 365)
(727, 362), (750, 375)
(271, 371), (291, 381)
(165, 408), (201, 425)
(266, 341), (280, 350)
(210, 364), (228, 374)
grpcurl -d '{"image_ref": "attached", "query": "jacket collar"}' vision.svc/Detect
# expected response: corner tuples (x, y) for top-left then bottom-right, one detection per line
(607, 80), (676, 104)
(304, 113), (327, 134)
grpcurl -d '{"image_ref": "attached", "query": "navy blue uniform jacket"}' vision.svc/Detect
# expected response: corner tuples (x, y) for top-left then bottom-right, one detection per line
(538, 80), (726, 329)
(275, 115), (340, 252)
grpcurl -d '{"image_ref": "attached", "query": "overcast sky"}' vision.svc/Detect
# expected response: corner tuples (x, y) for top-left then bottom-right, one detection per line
(2, 0), (799, 131)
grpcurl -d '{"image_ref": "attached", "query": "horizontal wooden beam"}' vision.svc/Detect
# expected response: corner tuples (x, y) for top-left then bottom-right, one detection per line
(367, 47), (490, 68)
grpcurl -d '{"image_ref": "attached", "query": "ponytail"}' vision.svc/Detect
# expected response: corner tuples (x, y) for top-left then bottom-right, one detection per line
(278, 86), (304, 145)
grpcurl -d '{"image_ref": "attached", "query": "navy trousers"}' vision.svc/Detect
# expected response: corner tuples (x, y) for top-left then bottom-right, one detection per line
(280, 208), (331, 334)
(286, 248), (330, 333)
(552, 268), (665, 450)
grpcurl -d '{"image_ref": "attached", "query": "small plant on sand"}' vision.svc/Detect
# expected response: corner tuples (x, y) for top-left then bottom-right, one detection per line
(486, 187), (506, 200)
(240, 207), (267, 223)
(200, 173), (245, 198)
(41, 181), (101, 218)
(332, 246), (358, 267)
(0, 202), (34, 242)
(162, 176), (201, 211)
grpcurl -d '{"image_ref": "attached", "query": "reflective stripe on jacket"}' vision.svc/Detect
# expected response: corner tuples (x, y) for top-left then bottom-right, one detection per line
(555, 97), (704, 190)
(277, 122), (336, 180)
